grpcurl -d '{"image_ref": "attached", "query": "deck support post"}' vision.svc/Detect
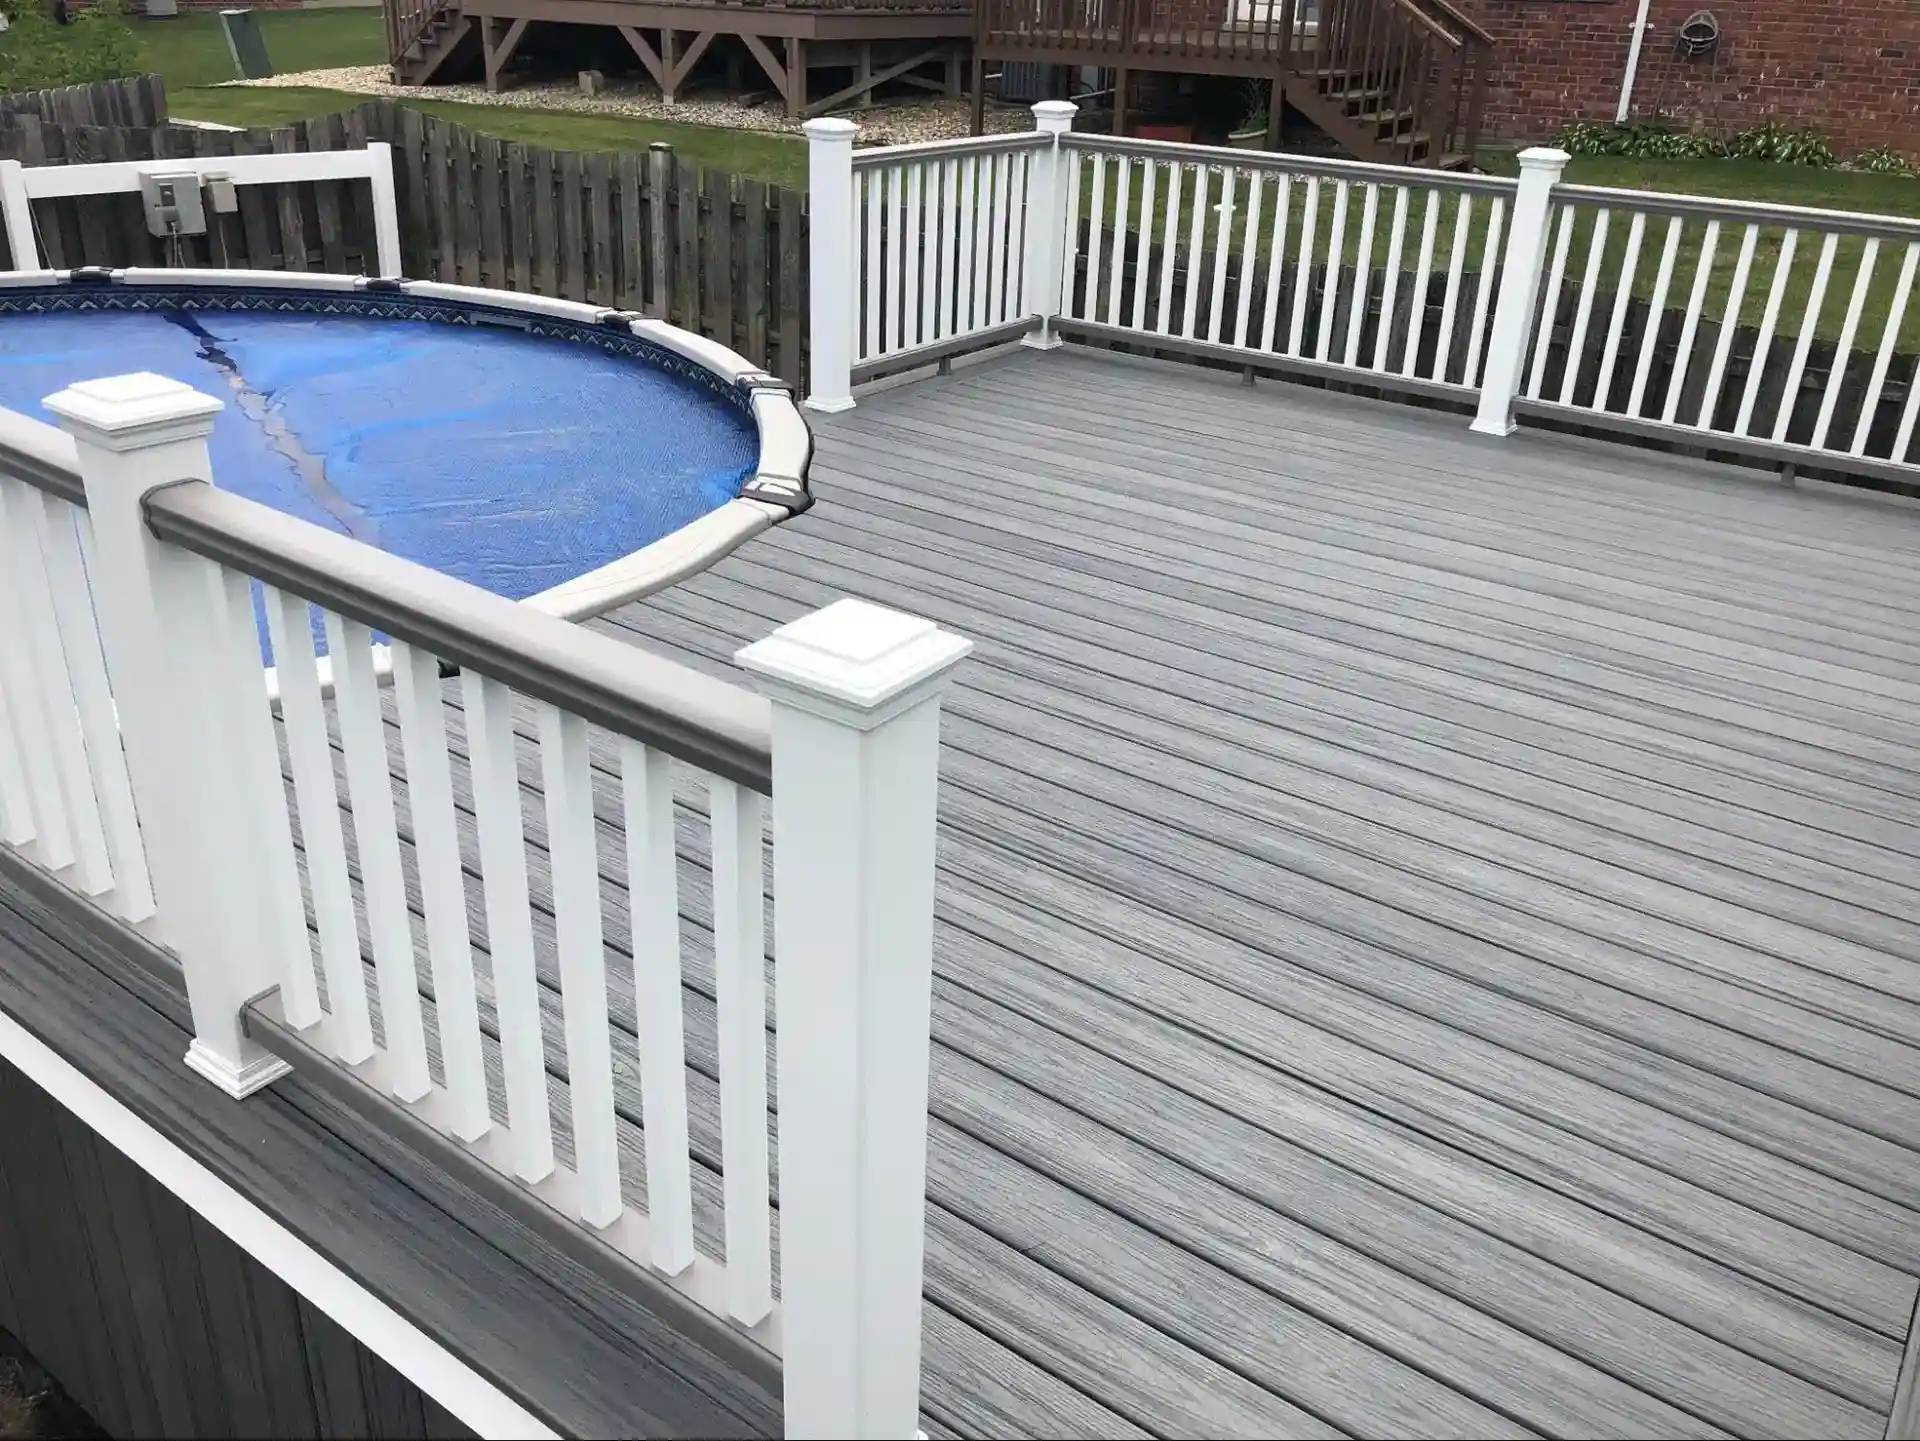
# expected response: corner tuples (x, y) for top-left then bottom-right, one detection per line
(1022, 100), (1079, 350)
(44, 374), (292, 1101)
(1112, 66), (1130, 134)
(736, 598), (971, 1441)
(1470, 145), (1568, 438)
(969, 56), (985, 133)
(787, 37), (807, 119)
(802, 116), (857, 413)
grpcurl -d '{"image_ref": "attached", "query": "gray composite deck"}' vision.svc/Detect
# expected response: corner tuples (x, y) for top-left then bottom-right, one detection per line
(319, 347), (1920, 1439)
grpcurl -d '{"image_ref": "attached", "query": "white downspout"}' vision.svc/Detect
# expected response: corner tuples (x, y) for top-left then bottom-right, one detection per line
(1616, 0), (1656, 122)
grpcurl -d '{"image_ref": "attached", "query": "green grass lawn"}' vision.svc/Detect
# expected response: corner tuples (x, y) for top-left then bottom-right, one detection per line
(171, 84), (809, 188)
(134, 6), (802, 187)
(133, 8), (384, 89)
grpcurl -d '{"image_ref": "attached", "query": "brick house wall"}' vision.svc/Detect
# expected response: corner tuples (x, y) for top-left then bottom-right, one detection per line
(1456, 0), (1920, 156)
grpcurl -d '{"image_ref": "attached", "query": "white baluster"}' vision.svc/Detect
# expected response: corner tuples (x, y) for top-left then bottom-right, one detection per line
(1344, 183), (1376, 367)
(390, 638), (489, 1140)
(1662, 219), (1721, 425)
(462, 669), (555, 1183)
(1592, 212), (1646, 411)
(1629, 216), (1684, 418)
(211, 569), (317, 1028)
(1735, 227), (1798, 437)
(1288, 175), (1317, 355)
(34, 501), (153, 921)
(1812, 237), (1879, 451)
(1373, 186), (1408, 372)
(737, 598), (971, 1441)
(328, 611), (430, 1101)
(1084, 152), (1108, 329)
(620, 738), (695, 1276)
(1110, 155), (1136, 331)
(1696, 222), (1757, 429)
(1558, 208), (1609, 406)
(0, 477), (108, 890)
(1463, 195), (1505, 388)
(47, 374), (290, 1098)
(1233, 170), (1264, 349)
(1470, 146), (1567, 435)
(802, 117), (858, 414)
(538, 702), (621, 1229)
(1770, 229), (1836, 443)
(710, 776), (773, 1326)
(1853, 241), (1919, 457)
(1315, 178), (1348, 361)
(1400, 188), (1439, 376)
(263, 585), (373, 1062)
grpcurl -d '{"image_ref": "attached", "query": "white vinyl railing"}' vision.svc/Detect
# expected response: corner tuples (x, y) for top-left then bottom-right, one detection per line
(1058, 134), (1514, 394)
(806, 103), (1920, 483)
(0, 372), (970, 1441)
(0, 142), (403, 277)
(1510, 180), (1920, 475)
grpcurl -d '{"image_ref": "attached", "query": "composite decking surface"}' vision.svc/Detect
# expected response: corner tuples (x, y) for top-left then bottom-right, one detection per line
(309, 348), (1920, 1439)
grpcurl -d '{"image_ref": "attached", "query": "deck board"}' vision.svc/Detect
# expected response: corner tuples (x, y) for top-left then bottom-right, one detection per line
(295, 348), (1920, 1437)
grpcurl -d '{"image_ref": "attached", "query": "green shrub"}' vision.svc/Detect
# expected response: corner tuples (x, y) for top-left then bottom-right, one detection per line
(1851, 144), (1917, 176)
(0, 0), (143, 95)
(1723, 121), (1835, 167)
(1554, 120), (1726, 160)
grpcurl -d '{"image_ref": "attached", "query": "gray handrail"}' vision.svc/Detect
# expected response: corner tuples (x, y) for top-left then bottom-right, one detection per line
(1551, 182), (1920, 243)
(144, 482), (775, 792)
(0, 427), (87, 509)
(1060, 132), (1519, 195)
(851, 132), (1051, 169)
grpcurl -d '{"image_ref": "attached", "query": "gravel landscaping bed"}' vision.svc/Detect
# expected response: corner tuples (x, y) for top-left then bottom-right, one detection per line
(232, 66), (1034, 145)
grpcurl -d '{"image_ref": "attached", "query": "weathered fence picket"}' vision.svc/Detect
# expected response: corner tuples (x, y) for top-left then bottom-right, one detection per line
(0, 100), (810, 385)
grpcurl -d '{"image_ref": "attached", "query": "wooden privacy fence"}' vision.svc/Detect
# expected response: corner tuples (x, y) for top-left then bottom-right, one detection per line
(0, 74), (167, 128)
(0, 100), (809, 385)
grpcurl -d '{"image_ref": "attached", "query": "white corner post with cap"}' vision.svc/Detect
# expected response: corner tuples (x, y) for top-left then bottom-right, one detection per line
(1022, 100), (1080, 350)
(803, 117), (860, 415)
(43, 372), (299, 1099)
(1471, 145), (1570, 437)
(736, 597), (971, 1441)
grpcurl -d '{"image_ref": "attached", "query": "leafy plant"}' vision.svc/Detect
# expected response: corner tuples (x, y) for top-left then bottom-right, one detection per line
(1554, 119), (1725, 160)
(0, 0), (143, 95)
(1851, 144), (1916, 176)
(1724, 121), (1835, 167)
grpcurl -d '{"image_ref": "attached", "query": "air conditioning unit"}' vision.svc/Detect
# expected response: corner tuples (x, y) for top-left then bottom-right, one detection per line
(146, 0), (181, 17)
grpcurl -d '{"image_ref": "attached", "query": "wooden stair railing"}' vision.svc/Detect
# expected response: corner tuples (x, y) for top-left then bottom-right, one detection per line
(387, 0), (476, 86)
(1284, 0), (1481, 166)
(974, 0), (1491, 166)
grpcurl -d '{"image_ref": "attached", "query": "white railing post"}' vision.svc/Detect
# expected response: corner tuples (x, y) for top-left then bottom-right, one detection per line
(42, 373), (292, 1100)
(1471, 146), (1569, 437)
(736, 598), (971, 1441)
(366, 141), (403, 279)
(1022, 100), (1079, 349)
(803, 117), (859, 414)
(0, 159), (37, 271)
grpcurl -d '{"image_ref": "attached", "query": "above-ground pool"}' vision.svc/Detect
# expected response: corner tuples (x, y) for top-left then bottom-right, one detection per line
(0, 271), (812, 628)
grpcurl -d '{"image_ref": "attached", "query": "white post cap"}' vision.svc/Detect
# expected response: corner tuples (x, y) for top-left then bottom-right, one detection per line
(1032, 100), (1079, 130)
(802, 117), (858, 144)
(736, 598), (971, 728)
(42, 373), (223, 451)
(1516, 146), (1572, 171)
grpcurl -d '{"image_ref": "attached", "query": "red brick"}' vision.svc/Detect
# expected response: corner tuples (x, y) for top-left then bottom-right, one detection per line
(1457, 0), (1920, 157)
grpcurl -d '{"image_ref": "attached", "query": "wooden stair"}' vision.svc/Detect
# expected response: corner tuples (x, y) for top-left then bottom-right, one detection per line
(1275, 0), (1492, 168)
(391, 4), (477, 87)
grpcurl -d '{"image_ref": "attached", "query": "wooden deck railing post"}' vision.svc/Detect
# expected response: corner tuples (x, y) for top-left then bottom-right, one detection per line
(802, 117), (858, 413)
(736, 598), (972, 1441)
(1023, 100), (1080, 349)
(43, 374), (294, 1100)
(1470, 146), (1567, 437)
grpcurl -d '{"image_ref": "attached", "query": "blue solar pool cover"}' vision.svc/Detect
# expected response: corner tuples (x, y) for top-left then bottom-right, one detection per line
(0, 303), (759, 602)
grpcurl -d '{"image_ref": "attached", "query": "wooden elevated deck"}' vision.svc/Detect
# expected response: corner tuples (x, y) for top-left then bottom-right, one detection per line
(270, 346), (1920, 1436)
